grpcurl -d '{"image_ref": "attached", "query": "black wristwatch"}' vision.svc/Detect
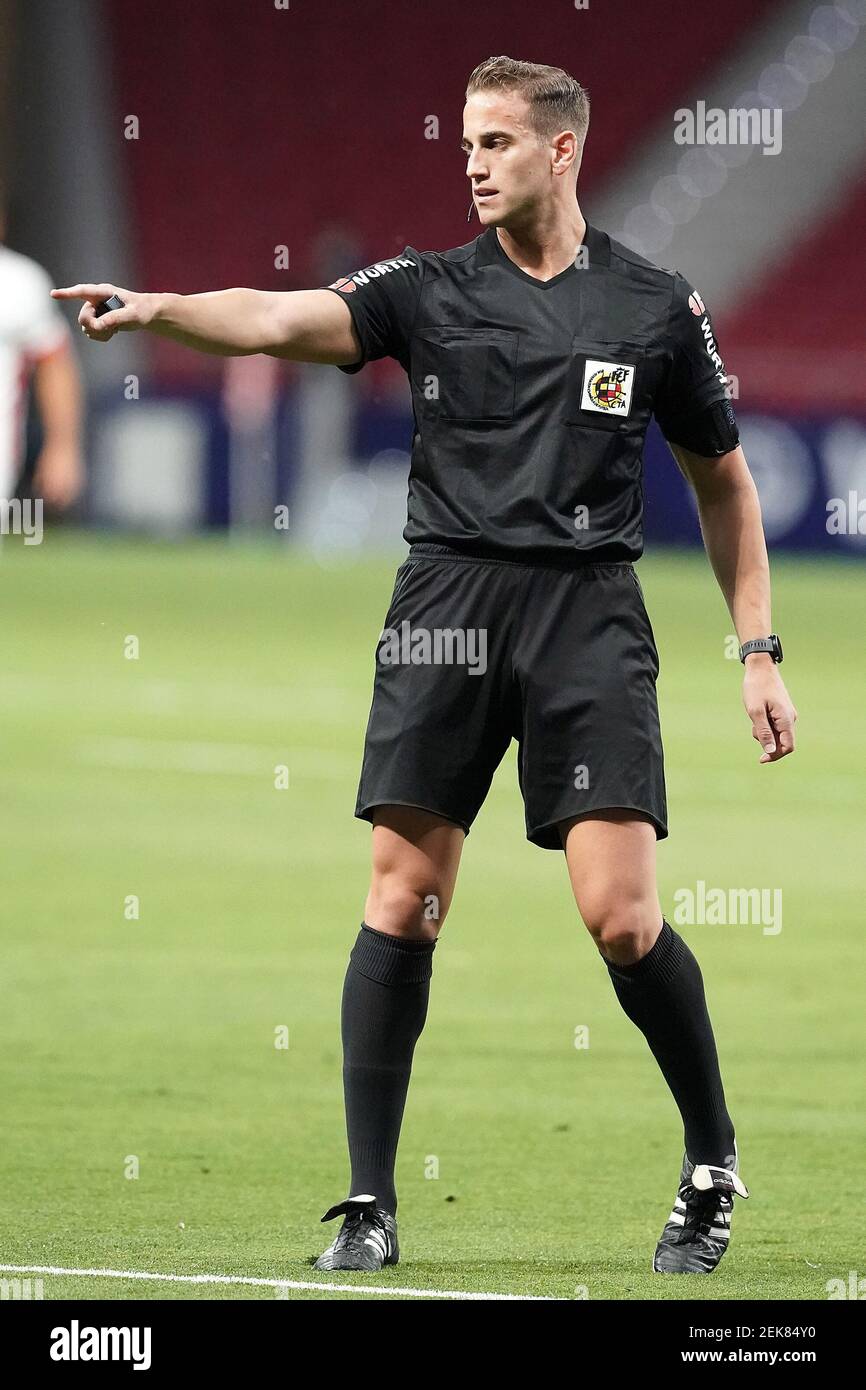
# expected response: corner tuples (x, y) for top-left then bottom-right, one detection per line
(739, 634), (783, 664)
(94, 293), (126, 317)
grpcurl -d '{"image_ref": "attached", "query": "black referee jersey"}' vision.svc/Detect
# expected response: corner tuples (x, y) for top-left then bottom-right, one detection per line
(324, 221), (737, 564)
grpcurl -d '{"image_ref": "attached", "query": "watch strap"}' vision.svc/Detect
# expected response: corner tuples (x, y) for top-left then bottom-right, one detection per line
(739, 635), (782, 663)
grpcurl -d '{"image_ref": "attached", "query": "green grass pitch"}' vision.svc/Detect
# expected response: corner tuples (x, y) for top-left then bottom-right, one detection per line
(0, 533), (862, 1300)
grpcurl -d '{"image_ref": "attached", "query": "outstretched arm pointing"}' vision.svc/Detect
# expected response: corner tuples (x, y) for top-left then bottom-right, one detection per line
(50, 282), (361, 365)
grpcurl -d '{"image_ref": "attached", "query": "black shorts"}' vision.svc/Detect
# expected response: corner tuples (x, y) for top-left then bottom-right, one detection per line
(355, 544), (668, 850)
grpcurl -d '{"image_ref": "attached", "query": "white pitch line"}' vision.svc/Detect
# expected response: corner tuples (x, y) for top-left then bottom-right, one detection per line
(0, 1263), (558, 1301)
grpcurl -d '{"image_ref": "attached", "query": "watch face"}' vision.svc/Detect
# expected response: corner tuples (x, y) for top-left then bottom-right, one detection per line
(771, 634), (783, 662)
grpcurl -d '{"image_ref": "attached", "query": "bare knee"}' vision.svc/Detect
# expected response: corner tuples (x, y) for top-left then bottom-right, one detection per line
(365, 873), (446, 940)
(581, 896), (662, 965)
(364, 807), (462, 941)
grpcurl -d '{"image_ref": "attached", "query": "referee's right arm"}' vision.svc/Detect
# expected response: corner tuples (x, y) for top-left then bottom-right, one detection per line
(49, 283), (361, 367)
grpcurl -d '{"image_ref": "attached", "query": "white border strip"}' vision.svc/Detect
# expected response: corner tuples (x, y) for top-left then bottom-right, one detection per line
(0, 1263), (558, 1301)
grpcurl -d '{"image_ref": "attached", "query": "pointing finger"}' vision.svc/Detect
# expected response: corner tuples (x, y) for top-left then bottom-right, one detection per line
(51, 283), (116, 301)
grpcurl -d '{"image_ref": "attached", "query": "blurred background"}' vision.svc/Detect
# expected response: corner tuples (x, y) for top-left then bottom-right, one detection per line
(4, 0), (866, 552)
(0, 0), (864, 1301)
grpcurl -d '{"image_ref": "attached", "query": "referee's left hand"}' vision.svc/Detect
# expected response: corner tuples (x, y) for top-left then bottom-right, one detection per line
(743, 662), (797, 763)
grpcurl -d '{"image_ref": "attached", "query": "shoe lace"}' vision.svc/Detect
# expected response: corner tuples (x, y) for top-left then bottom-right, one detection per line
(675, 1184), (732, 1246)
(334, 1207), (389, 1257)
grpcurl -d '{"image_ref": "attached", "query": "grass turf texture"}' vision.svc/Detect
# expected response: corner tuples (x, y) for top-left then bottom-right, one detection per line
(0, 533), (862, 1301)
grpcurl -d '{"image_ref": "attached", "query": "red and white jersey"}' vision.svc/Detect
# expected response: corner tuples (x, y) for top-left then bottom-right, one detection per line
(0, 244), (69, 495)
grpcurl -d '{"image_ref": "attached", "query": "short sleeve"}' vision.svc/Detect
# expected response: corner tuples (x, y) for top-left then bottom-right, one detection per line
(19, 261), (69, 360)
(322, 246), (423, 374)
(654, 274), (737, 456)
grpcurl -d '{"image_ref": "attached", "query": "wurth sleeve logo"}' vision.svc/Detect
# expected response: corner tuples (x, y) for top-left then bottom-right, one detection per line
(697, 313), (728, 388)
(328, 255), (416, 294)
(687, 287), (727, 388)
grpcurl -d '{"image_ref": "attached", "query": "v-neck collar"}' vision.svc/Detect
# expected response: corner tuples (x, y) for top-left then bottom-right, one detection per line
(477, 220), (610, 289)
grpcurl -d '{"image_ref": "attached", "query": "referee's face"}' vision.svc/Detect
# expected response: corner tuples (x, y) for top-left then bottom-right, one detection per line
(462, 91), (564, 229)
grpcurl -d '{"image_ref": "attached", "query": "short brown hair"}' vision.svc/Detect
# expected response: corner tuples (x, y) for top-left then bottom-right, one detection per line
(465, 55), (590, 149)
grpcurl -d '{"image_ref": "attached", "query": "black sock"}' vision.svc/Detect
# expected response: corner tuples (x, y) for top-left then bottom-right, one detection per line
(340, 922), (435, 1215)
(604, 919), (736, 1166)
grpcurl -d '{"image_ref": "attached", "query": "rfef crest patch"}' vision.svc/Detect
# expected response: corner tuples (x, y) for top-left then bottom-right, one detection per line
(581, 360), (635, 416)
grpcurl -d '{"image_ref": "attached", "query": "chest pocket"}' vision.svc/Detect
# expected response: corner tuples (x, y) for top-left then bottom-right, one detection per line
(564, 337), (651, 432)
(415, 326), (519, 422)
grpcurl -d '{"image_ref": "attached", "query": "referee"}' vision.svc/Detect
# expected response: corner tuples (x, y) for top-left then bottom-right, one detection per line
(55, 55), (798, 1277)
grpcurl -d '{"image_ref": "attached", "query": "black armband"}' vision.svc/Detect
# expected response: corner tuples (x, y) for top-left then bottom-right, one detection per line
(664, 397), (739, 457)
